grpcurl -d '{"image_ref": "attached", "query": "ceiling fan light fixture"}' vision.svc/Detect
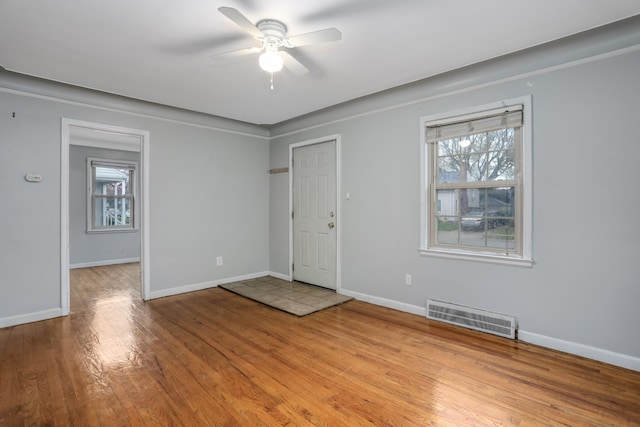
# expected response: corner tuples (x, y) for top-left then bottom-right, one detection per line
(259, 48), (283, 73)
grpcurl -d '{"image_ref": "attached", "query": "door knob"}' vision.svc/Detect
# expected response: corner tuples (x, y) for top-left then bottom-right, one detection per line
(328, 222), (335, 229)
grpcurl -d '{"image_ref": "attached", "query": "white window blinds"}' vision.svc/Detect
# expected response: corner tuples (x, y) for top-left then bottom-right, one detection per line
(426, 107), (523, 143)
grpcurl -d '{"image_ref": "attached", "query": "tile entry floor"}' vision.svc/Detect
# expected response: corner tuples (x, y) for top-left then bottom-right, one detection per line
(219, 276), (353, 316)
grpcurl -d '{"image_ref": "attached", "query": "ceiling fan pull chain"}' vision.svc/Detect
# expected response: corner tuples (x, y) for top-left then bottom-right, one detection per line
(270, 72), (275, 90)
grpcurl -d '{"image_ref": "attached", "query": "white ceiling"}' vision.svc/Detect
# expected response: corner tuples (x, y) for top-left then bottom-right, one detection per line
(1, 1), (639, 125)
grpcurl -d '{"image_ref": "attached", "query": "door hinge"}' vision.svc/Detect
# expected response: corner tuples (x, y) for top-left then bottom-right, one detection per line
(292, 263), (295, 272)
(291, 210), (294, 219)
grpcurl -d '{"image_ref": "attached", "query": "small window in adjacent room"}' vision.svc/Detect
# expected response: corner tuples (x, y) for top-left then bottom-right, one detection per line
(87, 158), (137, 232)
(420, 98), (532, 266)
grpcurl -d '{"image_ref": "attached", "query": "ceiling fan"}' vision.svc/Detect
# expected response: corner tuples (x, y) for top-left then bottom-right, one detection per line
(214, 7), (341, 80)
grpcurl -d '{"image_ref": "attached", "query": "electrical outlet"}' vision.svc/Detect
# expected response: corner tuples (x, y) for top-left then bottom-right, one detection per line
(405, 274), (412, 286)
(216, 256), (223, 266)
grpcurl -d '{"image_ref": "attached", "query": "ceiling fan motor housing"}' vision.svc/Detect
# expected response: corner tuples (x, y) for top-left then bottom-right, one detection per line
(256, 19), (292, 48)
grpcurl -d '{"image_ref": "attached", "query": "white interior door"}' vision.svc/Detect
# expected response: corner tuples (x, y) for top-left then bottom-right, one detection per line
(293, 141), (337, 289)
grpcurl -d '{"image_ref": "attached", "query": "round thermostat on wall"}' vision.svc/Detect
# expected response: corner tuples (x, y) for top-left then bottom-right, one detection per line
(25, 174), (43, 183)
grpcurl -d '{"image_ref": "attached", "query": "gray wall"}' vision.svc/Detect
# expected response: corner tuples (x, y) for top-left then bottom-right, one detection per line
(69, 146), (140, 267)
(1, 16), (639, 370)
(0, 72), (270, 324)
(269, 18), (640, 367)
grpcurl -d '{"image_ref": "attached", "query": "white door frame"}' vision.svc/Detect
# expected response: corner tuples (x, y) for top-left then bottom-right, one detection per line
(289, 134), (341, 292)
(61, 118), (151, 315)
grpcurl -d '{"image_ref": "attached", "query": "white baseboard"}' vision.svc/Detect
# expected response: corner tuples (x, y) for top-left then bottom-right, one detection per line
(267, 271), (290, 281)
(0, 308), (62, 329)
(339, 289), (426, 316)
(340, 288), (640, 372)
(148, 271), (270, 300)
(70, 257), (140, 269)
(518, 330), (640, 372)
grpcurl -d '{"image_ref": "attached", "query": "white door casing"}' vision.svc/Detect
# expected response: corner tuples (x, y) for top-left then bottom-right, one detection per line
(61, 118), (150, 315)
(291, 139), (338, 290)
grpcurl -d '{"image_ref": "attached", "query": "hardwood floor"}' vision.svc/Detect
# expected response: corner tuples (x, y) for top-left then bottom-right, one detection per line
(1, 263), (639, 426)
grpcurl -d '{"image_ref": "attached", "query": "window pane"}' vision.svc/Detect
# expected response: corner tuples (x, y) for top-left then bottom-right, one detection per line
(460, 228), (487, 247)
(435, 217), (459, 245)
(94, 166), (132, 195)
(466, 133), (487, 152)
(488, 219), (516, 251)
(487, 128), (515, 151)
(461, 209), (485, 230)
(463, 154), (484, 182)
(438, 139), (460, 156)
(487, 187), (515, 220)
(94, 197), (131, 227)
(435, 189), (459, 216)
(437, 156), (460, 183)
(437, 130), (515, 184)
(487, 150), (514, 180)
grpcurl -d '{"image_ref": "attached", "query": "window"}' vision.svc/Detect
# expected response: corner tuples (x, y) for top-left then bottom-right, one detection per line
(420, 98), (532, 266)
(87, 158), (137, 232)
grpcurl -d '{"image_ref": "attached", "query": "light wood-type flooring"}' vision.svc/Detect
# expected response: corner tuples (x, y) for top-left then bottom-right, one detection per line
(1, 263), (639, 425)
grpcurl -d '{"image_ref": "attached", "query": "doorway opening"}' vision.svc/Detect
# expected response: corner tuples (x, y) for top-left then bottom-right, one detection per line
(61, 119), (150, 316)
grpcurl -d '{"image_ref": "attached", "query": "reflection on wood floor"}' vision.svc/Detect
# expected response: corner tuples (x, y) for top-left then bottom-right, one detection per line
(1, 262), (639, 425)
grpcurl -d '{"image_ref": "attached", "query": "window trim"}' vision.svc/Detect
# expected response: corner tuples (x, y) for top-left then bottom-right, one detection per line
(87, 157), (138, 233)
(419, 96), (533, 267)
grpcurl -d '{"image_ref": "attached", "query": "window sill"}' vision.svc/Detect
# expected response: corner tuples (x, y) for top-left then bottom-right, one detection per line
(419, 248), (534, 268)
(87, 228), (139, 234)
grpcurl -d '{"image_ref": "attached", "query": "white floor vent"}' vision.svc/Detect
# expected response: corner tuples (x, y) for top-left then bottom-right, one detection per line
(426, 299), (517, 339)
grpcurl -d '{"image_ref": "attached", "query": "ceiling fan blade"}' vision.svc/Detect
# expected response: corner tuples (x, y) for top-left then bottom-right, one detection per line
(210, 45), (263, 60)
(287, 28), (341, 47)
(218, 7), (263, 38)
(281, 51), (309, 75)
